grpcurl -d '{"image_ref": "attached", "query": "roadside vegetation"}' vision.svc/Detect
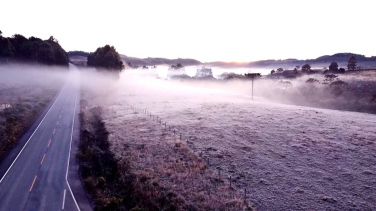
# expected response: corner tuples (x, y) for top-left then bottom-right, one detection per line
(78, 102), (252, 211)
(78, 105), (191, 211)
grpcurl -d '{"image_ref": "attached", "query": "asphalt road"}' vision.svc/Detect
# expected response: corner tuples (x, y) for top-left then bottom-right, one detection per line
(0, 70), (84, 211)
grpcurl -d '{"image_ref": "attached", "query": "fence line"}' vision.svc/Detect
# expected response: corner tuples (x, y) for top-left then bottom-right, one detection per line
(126, 104), (251, 206)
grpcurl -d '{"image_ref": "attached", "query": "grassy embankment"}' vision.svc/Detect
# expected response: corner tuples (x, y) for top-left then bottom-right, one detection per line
(78, 105), (193, 210)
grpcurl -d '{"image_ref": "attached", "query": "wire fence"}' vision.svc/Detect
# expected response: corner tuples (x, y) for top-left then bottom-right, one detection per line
(128, 104), (252, 205)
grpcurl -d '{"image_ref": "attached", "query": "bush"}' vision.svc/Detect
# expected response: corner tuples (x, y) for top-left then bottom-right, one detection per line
(84, 177), (96, 193)
(306, 78), (319, 83)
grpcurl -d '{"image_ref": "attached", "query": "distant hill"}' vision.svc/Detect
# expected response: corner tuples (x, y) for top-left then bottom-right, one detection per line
(67, 52), (376, 69)
(307, 53), (376, 63)
(68, 52), (201, 67)
(68, 51), (89, 57)
(119, 54), (201, 66)
(207, 53), (376, 69)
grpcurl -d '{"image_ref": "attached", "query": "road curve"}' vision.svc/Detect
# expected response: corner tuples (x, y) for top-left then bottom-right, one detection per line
(0, 70), (85, 211)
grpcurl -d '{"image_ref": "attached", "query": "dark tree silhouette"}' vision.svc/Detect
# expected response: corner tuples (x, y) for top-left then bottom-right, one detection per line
(347, 56), (357, 71)
(270, 70), (275, 74)
(277, 68), (283, 72)
(0, 31), (69, 65)
(301, 64), (311, 73)
(87, 45), (124, 71)
(169, 63), (184, 70)
(0, 36), (14, 57)
(68, 51), (89, 57)
(329, 62), (339, 72)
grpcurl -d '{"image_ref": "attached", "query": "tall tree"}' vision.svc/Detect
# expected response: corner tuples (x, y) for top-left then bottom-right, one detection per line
(87, 45), (124, 71)
(301, 64), (311, 73)
(329, 62), (339, 72)
(347, 56), (357, 71)
(0, 36), (14, 57)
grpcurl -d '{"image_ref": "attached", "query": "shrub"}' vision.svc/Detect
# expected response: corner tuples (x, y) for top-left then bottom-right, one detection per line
(323, 74), (338, 84)
(306, 78), (319, 83)
(84, 177), (96, 193)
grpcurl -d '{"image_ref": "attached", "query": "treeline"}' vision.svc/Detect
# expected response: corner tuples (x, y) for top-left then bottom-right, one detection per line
(0, 30), (69, 66)
(309, 53), (376, 63)
(68, 51), (89, 57)
(270, 55), (360, 76)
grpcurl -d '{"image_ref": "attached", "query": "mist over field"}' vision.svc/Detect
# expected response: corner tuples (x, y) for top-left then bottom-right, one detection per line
(78, 67), (376, 210)
(1, 62), (375, 210)
(2, 0), (376, 209)
(0, 60), (375, 210)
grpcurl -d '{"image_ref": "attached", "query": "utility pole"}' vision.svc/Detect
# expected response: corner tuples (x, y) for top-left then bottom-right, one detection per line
(252, 76), (254, 99)
(245, 73), (261, 99)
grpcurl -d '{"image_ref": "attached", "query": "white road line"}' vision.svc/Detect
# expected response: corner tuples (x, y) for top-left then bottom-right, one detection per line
(62, 189), (66, 210)
(66, 92), (77, 180)
(66, 92), (80, 211)
(0, 84), (67, 184)
(67, 181), (80, 211)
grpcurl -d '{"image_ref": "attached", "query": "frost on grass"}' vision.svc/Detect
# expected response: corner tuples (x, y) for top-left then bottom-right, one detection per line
(83, 69), (376, 210)
(104, 107), (252, 210)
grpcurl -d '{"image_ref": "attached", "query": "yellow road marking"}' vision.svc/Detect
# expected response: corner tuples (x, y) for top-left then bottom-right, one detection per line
(56, 121), (59, 125)
(40, 154), (46, 165)
(59, 115), (61, 118)
(47, 140), (51, 147)
(53, 129), (55, 134)
(30, 176), (37, 192)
